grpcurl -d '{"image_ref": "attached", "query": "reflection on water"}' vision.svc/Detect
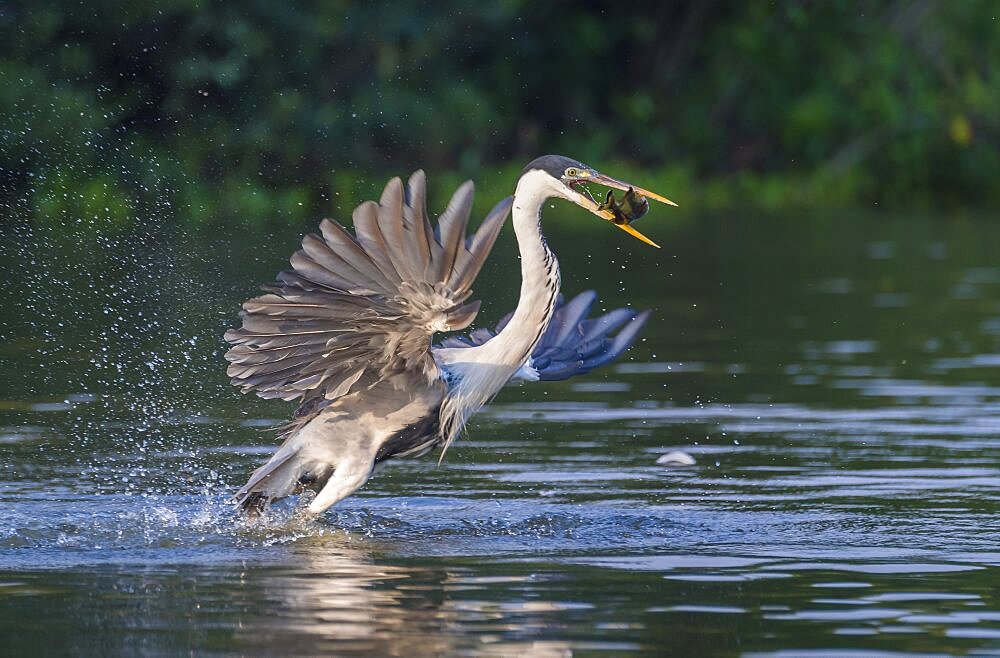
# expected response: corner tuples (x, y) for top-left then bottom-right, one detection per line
(242, 539), (461, 656)
(236, 540), (578, 657)
(1, 212), (1000, 655)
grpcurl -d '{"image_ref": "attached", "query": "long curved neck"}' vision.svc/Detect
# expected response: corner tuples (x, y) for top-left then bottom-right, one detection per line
(434, 171), (562, 456)
(484, 170), (562, 366)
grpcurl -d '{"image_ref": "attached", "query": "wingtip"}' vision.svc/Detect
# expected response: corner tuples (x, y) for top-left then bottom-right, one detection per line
(380, 176), (404, 205)
(633, 309), (652, 326)
(609, 308), (651, 352)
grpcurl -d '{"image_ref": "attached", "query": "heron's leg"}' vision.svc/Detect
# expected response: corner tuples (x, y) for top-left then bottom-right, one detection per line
(307, 455), (375, 514)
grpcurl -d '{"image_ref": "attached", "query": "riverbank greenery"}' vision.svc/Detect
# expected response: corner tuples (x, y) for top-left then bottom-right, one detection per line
(2, 1), (998, 231)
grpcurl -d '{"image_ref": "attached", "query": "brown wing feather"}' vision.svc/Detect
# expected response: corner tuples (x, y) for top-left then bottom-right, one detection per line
(403, 170), (435, 281)
(449, 196), (511, 293)
(433, 181), (473, 283)
(353, 198), (403, 285)
(376, 177), (420, 282)
(224, 172), (511, 405)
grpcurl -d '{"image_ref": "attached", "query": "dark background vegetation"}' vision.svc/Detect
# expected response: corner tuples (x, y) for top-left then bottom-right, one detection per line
(1, 0), (998, 230)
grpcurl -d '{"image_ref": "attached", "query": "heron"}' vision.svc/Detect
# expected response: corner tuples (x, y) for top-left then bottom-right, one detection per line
(225, 155), (675, 516)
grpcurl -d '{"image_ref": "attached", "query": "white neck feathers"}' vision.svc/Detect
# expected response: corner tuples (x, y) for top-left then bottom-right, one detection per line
(435, 169), (563, 455)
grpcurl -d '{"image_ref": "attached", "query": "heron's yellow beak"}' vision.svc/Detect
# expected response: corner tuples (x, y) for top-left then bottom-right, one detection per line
(568, 171), (676, 248)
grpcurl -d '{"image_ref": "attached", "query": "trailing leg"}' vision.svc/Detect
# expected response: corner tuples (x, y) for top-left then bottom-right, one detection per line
(307, 456), (376, 514)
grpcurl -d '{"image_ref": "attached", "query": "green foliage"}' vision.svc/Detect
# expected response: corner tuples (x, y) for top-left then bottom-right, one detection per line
(1, 0), (998, 230)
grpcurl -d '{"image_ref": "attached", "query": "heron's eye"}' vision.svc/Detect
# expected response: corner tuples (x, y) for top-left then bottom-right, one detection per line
(565, 167), (579, 177)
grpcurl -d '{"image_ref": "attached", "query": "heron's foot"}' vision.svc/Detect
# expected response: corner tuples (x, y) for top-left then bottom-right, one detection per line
(237, 491), (269, 518)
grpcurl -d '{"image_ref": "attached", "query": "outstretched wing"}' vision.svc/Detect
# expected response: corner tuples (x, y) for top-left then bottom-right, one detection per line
(225, 171), (512, 402)
(437, 290), (649, 381)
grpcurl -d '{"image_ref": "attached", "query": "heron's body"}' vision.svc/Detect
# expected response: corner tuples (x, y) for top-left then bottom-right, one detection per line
(226, 156), (673, 516)
(234, 372), (444, 514)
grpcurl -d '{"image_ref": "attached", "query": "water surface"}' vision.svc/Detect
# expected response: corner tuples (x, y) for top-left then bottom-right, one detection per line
(2, 211), (999, 656)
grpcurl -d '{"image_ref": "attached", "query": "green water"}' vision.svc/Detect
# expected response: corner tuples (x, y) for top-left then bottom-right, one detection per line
(1, 210), (999, 656)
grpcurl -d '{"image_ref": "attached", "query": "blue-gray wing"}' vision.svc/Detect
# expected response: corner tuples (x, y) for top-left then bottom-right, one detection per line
(437, 290), (649, 381)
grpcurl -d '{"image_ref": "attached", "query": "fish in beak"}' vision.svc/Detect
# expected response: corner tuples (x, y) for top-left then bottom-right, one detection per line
(564, 169), (677, 248)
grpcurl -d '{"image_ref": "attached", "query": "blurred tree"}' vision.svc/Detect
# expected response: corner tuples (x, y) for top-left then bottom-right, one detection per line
(0, 0), (997, 228)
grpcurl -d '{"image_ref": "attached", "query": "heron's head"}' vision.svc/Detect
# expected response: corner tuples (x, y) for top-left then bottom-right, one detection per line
(518, 154), (676, 248)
